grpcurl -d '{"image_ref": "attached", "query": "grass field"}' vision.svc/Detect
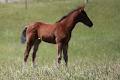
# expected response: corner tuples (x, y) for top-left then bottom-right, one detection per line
(0, 0), (120, 80)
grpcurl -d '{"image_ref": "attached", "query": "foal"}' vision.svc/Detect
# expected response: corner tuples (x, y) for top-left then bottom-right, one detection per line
(21, 6), (93, 67)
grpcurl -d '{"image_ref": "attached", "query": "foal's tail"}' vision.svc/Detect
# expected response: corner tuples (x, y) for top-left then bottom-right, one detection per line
(21, 27), (27, 44)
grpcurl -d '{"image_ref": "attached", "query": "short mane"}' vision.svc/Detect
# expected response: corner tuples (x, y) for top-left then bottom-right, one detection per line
(56, 7), (82, 23)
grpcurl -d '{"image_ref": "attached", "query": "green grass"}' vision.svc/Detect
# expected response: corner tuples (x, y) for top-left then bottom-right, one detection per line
(0, 0), (120, 80)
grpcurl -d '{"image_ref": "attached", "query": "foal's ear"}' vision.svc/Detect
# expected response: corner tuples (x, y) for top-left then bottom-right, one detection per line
(76, 4), (85, 12)
(78, 5), (85, 12)
(80, 4), (85, 10)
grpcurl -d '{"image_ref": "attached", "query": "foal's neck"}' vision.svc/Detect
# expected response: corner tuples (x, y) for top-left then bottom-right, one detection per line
(59, 12), (79, 32)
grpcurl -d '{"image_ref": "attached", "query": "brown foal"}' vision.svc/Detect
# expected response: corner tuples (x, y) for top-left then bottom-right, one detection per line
(21, 6), (93, 67)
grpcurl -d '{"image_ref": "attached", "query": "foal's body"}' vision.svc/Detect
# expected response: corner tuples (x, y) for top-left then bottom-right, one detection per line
(21, 6), (93, 67)
(27, 22), (57, 43)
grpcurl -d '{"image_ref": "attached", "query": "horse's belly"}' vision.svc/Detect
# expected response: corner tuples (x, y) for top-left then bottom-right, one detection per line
(41, 35), (56, 44)
(38, 25), (56, 44)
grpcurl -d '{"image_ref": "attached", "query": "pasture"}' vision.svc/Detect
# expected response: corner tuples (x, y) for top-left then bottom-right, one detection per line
(0, 0), (120, 80)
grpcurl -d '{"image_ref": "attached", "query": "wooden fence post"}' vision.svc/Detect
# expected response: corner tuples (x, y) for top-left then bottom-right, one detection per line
(5, 0), (8, 3)
(25, 0), (28, 9)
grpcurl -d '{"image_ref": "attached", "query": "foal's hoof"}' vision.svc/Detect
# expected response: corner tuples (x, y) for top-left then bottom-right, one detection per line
(32, 64), (37, 68)
(22, 62), (27, 69)
(22, 63), (27, 72)
(55, 63), (61, 69)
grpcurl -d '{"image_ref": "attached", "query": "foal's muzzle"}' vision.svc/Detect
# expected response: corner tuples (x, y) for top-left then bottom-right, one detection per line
(89, 22), (93, 27)
(87, 20), (93, 28)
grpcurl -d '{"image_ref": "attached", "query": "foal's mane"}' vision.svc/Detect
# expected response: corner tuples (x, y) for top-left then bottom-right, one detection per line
(56, 6), (83, 23)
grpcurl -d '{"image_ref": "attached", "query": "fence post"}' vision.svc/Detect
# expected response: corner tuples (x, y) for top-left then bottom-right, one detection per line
(25, 0), (28, 9)
(84, 0), (88, 4)
(5, 0), (8, 3)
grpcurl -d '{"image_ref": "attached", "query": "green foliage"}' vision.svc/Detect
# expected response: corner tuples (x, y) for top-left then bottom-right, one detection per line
(0, 0), (120, 79)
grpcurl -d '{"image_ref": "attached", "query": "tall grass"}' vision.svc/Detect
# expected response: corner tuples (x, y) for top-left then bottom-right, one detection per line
(0, 0), (120, 80)
(0, 58), (120, 80)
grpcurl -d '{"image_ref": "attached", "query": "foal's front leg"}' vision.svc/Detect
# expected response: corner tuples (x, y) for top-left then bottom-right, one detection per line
(57, 43), (63, 66)
(63, 44), (68, 66)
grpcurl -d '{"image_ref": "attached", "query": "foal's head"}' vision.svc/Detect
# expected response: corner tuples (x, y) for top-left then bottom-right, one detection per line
(76, 6), (93, 27)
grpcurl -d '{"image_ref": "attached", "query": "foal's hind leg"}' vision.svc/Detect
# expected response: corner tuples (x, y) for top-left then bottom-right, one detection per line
(24, 41), (34, 66)
(24, 35), (35, 66)
(32, 39), (41, 67)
